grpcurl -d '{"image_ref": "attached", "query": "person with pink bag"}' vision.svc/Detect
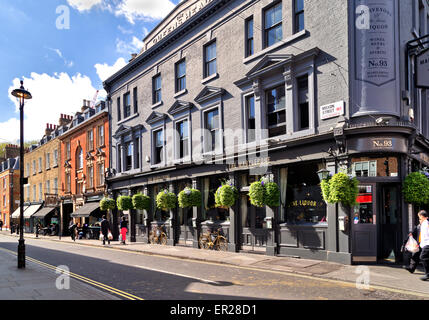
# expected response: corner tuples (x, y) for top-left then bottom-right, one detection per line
(120, 216), (128, 245)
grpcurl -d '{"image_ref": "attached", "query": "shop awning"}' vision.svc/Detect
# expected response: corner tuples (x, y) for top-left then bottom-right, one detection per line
(32, 206), (57, 218)
(71, 202), (100, 218)
(23, 204), (42, 218)
(11, 205), (30, 219)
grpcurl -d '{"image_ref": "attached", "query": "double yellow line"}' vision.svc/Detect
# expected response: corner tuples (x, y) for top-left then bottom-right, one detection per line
(0, 247), (143, 300)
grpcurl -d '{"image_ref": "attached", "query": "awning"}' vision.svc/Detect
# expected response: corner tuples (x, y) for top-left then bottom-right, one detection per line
(11, 205), (30, 219)
(32, 206), (57, 218)
(23, 204), (43, 218)
(71, 202), (100, 218)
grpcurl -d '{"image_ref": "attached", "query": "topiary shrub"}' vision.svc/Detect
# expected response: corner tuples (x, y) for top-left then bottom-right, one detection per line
(249, 181), (265, 208)
(264, 182), (280, 207)
(178, 188), (202, 208)
(215, 183), (238, 208)
(100, 198), (116, 211)
(403, 172), (429, 205)
(323, 173), (359, 207)
(117, 195), (133, 211)
(132, 193), (151, 211)
(156, 190), (177, 211)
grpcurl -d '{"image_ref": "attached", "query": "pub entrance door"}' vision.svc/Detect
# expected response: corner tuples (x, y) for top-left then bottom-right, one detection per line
(239, 194), (268, 253)
(379, 184), (402, 263)
(176, 207), (195, 246)
(352, 184), (377, 263)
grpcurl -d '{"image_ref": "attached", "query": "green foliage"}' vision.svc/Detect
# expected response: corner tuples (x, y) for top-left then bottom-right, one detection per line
(403, 172), (429, 205)
(264, 182), (280, 207)
(321, 173), (359, 207)
(116, 195), (133, 211)
(99, 198), (116, 211)
(320, 177), (331, 203)
(132, 193), (151, 211)
(178, 188), (202, 208)
(156, 190), (177, 211)
(215, 183), (238, 208)
(248, 181), (265, 208)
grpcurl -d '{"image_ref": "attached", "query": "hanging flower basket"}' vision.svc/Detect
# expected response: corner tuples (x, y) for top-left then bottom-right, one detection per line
(156, 190), (177, 211)
(403, 172), (429, 205)
(321, 173), (359, 207)
(116, 195), (133, 211)
(215, 182), (238, 208)
(100, 198), (116, 211)
(132, 193), (151, 211)
(264, 182), (280, 207)
(178, 188), (202, 208)
(249, 181), (265, 208)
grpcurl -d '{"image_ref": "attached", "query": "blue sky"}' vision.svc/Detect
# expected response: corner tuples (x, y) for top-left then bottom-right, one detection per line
(0, 0), (180, 143)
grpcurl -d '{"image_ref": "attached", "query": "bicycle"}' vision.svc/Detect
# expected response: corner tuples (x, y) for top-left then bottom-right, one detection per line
(199, 228), (228, 251)
(149, 225), (167, 245)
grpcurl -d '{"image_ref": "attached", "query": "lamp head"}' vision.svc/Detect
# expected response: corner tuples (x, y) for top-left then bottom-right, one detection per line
(11, 80), (32, 100)
(317, 168), (330, 182)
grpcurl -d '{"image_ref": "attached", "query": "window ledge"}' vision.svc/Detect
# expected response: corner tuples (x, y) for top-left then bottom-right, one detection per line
(117, 112), (139, 125)
(151, 101), (163, 109)
(243, 29), (308, 64)
(201, 73), (219, 85)
(173, 157), (192, 165)
(174, 89), (188, 98)
(150, 163), (165, 170)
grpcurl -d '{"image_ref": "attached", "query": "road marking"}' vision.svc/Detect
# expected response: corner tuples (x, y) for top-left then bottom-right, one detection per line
(0, 246), (144, 301)
(2, 235), (428, 299)
(133, 264), (220, 285)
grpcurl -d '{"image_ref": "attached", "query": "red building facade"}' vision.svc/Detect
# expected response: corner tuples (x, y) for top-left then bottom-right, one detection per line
(59, 101), (109, 231)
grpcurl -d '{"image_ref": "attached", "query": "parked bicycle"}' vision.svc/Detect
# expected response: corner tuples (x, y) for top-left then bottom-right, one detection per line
(149, 225), (167, 245)
(199, 228), (228, 251)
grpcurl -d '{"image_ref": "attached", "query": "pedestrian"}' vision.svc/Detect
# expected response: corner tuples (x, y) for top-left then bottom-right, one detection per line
(120, 216), (128, 245)
(10, 223), (14, 234)
(100, 215), (111, 245)
(402, 224), (421, 273)
(68, 220), (76, 241)
(0, 220), (3, 231)
(418, 210), (429, 281)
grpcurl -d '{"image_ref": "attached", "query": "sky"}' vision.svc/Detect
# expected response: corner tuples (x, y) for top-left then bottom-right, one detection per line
(0, 0), (180, 143)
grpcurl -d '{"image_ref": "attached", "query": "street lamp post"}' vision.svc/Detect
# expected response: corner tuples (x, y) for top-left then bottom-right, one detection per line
(11, 80), (32, 269)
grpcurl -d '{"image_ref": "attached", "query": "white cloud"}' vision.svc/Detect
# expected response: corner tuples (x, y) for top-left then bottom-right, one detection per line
(2, 73), (100, 142)
(116, 36), (144, 55)
(46, 47), (74, 68)
(94, 57), (127, 83)
(67, 0), (104, 12)
(115, 0), (176, 24)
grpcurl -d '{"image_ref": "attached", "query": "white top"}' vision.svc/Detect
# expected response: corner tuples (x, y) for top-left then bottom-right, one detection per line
(420, 219), (429, 248)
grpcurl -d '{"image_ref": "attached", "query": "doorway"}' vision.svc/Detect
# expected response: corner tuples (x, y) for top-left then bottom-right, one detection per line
(176, 207), (195, 246)
(240, 195), (268, 253)
(379, 184), (401, 263)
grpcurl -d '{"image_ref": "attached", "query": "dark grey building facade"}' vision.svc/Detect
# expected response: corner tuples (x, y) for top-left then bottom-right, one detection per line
(104, 0), (429, 264)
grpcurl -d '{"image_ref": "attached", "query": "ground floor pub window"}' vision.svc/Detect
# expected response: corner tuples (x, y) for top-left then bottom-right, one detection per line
(285, 162), (327, 224)
(203, 175), (229, 222)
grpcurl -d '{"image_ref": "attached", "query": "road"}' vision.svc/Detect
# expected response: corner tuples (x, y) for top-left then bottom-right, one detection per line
(0, 235), (423, 301)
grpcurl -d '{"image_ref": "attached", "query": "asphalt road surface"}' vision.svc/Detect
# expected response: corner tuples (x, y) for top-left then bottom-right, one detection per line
(0, 236), (423, 301)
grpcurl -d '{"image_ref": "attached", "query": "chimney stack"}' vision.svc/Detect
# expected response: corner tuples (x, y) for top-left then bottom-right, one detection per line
(4, 144), (19, 159)
(81, 99), (89, 113)
(58, 114), (73, 127)
(45, 123), (54, 136)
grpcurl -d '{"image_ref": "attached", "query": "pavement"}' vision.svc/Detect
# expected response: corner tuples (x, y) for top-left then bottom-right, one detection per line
(1, 230), (429, 299)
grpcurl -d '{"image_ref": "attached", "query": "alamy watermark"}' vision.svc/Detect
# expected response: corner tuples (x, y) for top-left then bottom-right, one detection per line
(355, 266), (370, 290)
(56, 5), (70, 30)
(56, 265), (70, 290)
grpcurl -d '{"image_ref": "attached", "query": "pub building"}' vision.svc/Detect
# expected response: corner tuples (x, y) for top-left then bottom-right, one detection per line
(104, 0), (429, 264)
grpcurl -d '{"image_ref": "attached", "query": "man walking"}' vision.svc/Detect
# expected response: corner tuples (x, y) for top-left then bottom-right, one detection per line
(100, 215), (111, 245)
(0, 220), (3, 231)
(418, 210), (429, 281)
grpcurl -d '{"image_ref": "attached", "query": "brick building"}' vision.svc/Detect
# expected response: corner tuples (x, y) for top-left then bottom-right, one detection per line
(59, 100), (109, 233)
(21, 115), (72, 233)
(0, 156), (20, 230)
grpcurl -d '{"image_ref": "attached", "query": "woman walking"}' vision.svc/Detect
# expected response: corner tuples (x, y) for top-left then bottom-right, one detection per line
(120, 216), (128, 245)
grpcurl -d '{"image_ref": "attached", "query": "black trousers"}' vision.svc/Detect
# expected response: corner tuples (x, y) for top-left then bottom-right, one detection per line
(420, 246), (429, 276)
(403, 249), (421, 272)
(102, 232), (110, 245)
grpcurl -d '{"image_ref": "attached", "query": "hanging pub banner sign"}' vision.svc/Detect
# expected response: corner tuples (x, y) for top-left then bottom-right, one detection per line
(416, 48), (429, 89)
